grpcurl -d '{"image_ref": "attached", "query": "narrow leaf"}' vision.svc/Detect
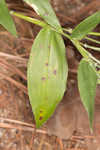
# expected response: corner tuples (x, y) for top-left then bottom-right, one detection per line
(23, 0), (62, 31)
(78, 59), (97, 129)
(28, 28), (68, 128)
(0, 0), (17, 36)
(71, 11), (100, 40)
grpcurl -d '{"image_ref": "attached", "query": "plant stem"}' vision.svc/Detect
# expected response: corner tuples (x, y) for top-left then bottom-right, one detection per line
(88, 32), (100, 36)
(85, 37), (100, 45)
(62, 28), (72, 33)
(10, 11), (100, 66)
(82, 43), (100, 52)
(11, 11), (71, 40)
(71, 39), (89, 59)
(80, 42), (100, 65)
(10, 11), (47, 28)
(90, 55), (100, 66)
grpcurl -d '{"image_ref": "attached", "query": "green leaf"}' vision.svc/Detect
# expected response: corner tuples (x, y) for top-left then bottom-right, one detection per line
(71, 11), (100, 40)
(23, 0), (62, 31)
(78, 59), (97, 129)
(28, 28), (68, 128)
(0, 0), (17, 36)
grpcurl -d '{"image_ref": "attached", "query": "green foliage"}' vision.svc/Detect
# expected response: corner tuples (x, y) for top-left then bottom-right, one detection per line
(0, 0), (17, 36)
(23, 0), (62, 32)
(28, 27), (68, 127)
(78, 59), (97, 129)
(1, 0), (100, 130)
(71, 11), (100, 40)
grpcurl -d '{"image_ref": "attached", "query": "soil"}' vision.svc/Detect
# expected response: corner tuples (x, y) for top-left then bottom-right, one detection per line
(0, 0), (100, 150)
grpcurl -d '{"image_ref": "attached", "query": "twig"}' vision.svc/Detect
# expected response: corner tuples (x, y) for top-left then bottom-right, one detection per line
(0, 72), (27, 94)
(0, 60), (27, 80)
(0, 52), (27, 62)
(0, 122), (47, 134)
(0, 117), (35, 128)
(56, 137), (64, 150)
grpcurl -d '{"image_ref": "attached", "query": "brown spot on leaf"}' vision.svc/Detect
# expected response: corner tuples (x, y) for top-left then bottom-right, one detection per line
(53, 70), (57, 75)
(41, 77), (46, 80)
(44, 12), (49, 16)
(40, 44), (43, 49)
(39, 116), (43, 120)
(45, 62), (48, 66)
(48, 45), (51, 49)
(40, 110), (43, 113)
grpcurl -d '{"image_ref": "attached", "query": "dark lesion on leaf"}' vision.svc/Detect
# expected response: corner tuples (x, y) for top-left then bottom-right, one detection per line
(48, 45), (51, 49)
(40, 110), (43, 113)
(40, 44), (43, 49)
(53, 69), (57, 75)
(44, 12), (49, 16)
(39, 116), (43, 120)
(39, 110), (43, 120)
(45, 62), (49, 66)
(41, 77), (46, 80)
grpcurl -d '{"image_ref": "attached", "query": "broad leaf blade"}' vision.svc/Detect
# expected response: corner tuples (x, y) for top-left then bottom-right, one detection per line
(71, 11), (100, 40)
(0, 0), (17, 36)
(78, 59), (97, 129)
(23, 0), (62, 31)
(28, 28), (68, 128)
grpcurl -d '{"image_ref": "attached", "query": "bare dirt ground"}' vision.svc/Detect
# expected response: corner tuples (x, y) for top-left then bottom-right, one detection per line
(0, 0), (100, 149)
